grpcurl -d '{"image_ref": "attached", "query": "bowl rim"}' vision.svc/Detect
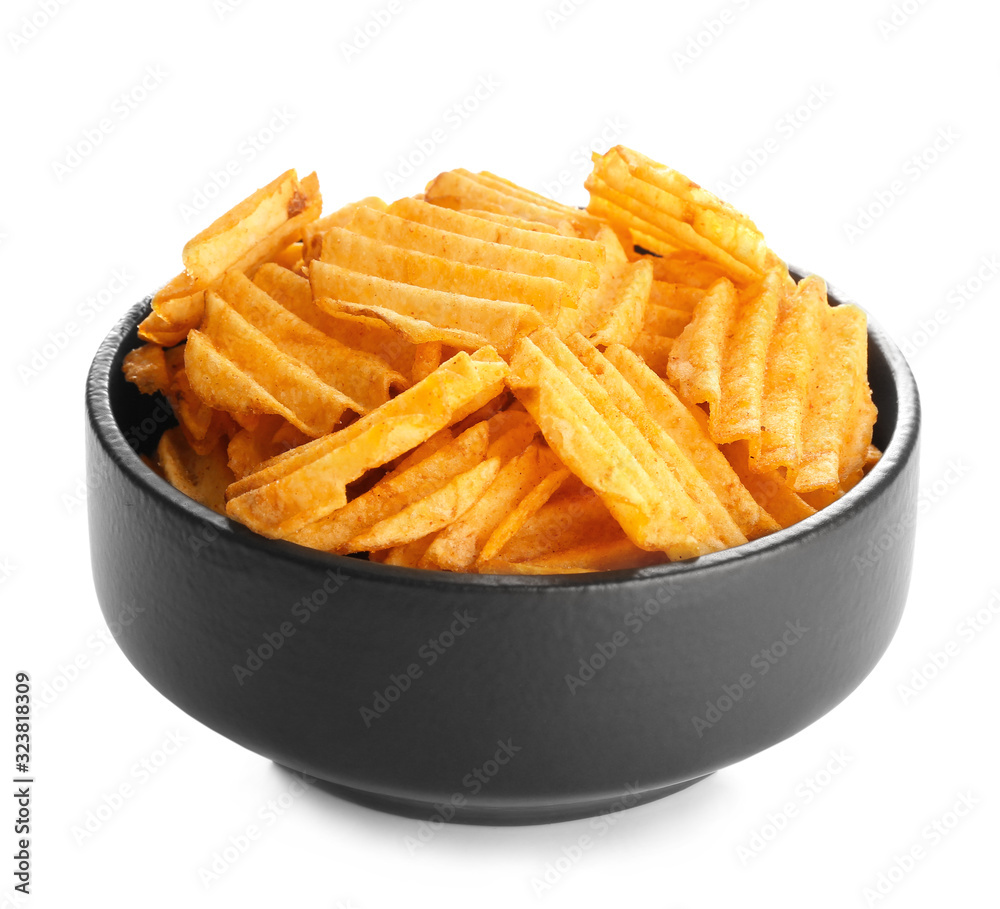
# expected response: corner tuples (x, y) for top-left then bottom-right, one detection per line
(86, 268), (920, 591)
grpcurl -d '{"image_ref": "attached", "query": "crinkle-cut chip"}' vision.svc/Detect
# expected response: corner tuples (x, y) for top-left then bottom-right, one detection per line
(216, 271), (406, 412)
(122, 343), (168, 395)
(629, 333), (674, 375)
(864, 444), (882, 469)
(421, 441), (560, 570)
(302, 197), (388, 264)
(138, 308), (189, 346)
(182, 170), (321, 283)
(347, 204), (598, 298)
(838, 379), (878, 481)
(314, 296), (492, 352)
(489, 486), (612, 561)
(643, 303), (692, 339)
(751, 275), (826, 472)
(604, 344), (769, 540)
(411, 342), (443, 384)
(319, 226), (571, 324)
(508, 328), (715, 559)
(462, 209), (568, 234)
(649, 281), (704, 314)
(228, 346), (506, 497)
(586, 258), (654, 347)
(612, 144), (757, 227)
(587, 147), (768, 280)
(186, 292), (362, 437)
(711, 269), (784, 443)
(477, 465), (571, 564)
(644, 251), (728, 289)
(345, 458), (501, 552)
(254, 264), (416, 377)
(666, 277), (739, 412)
(569, 335), (746, 548)
(479, 539), (668, 574)
(288, 422), (490, 553)
(156, 427), (234, 514)
(225, 348), (508, 536)
(722, 440), (812, 532)
(424, 169), (607, 237)
(787, 303), (870, 492)
(310, 259), (542, 354)
(587, 180), (759, 285)
(388, 197), (606, 266)
(142, 172), (322, 342)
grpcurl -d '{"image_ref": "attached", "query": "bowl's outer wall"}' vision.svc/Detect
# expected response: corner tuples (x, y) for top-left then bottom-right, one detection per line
(87, 295), (919, 811)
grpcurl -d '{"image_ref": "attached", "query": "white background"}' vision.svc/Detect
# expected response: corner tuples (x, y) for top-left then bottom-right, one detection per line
(2, 0), (998, 906)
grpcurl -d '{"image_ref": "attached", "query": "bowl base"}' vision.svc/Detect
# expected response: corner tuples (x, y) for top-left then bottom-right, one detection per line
(276, 766), (714, 825)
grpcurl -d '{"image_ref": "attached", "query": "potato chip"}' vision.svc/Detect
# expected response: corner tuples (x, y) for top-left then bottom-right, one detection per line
(411, 342), (443, 384)
(185, 292), (362, 438)
(750, 275), (826, 472)
(723, 440), (812, 531)
(647, 251), (727, 289)
(628, 333), (674, 376)
(122, 343), (169, 395)
(156, 427), (233, 514)
(421, 441), (560, 570)
(509, 328), (717, 558)
(216, 271), (406, 412)
(255, 263), (416, 377)
(347, 203), (598, 297)
(225, 348), (508, 536)
(310, 259), (542, 354)
(568, 335), (746, 548)
(604, 345), (771, 539)
(787, 304), (870, 492)
(477, 465), (571, 563)
(479, 538), (667, 574)
(425, 168), (606, 237)
(318, 226), (572, 324)
(388, 196), (606, 265)
(666, 277), (739, 413)
(345, 458), (500, 552)
(183, 171), (321, 283)
(587, 147), (767, 282)
(288, 422), (490, 552)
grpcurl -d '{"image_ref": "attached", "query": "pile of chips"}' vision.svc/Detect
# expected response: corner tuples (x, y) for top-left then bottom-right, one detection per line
(124, 146), (880, 573)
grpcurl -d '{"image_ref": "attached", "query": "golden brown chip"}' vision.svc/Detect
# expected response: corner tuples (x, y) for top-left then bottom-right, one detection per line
(508, 328), (716, 558)
(225, 348), (508, 536)
(288, 422), (490, 552)
(587, 147), (767, 282)
(185, 292), (362, 438)
(604, 345), (772, 540)
(310, 256), (545, 353)
(787, 304), (871, 492)
(156, 427), (234, 514)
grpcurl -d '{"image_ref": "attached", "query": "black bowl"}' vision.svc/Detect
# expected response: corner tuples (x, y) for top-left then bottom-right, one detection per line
(85, 273), (919, 824)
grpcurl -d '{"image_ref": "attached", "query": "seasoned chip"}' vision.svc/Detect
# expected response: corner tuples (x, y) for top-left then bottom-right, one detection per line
(156, 427), (234, 514)
(508, 328), (717, 558)
(226, 348), (508, 536)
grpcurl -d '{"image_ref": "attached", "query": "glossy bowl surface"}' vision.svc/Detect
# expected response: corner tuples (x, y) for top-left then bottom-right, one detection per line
(86, 272), (920, 823)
